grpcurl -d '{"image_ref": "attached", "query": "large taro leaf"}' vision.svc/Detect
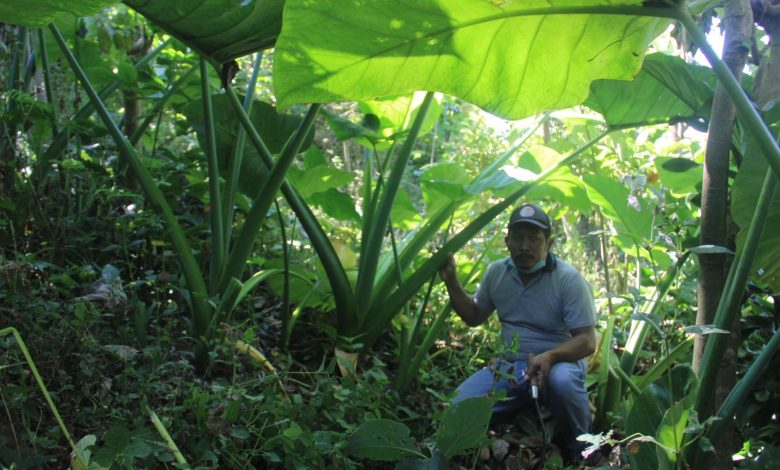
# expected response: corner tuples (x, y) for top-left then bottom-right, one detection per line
(273, 0), (670, 119)
(585, 53), (715, 130)
(180, 94), (312, 198)
(0, 0), (117, 26)
(123, 0), (284, 66)
(731, 110), (780, 292)
(526, 166), (593, 213)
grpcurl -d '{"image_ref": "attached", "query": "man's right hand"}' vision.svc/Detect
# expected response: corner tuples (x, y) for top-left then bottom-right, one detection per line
(437, 252), (489, 327)
(438, 252), (457, 284)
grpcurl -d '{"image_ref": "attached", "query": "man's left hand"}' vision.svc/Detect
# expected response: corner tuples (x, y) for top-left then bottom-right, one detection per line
(524, 352), (555, 390)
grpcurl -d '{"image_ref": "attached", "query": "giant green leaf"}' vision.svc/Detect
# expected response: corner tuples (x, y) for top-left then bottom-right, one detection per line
(586, 53), (715, 129)
(273, 0), (670, 119)
(731, 114), (780, 292)
(124, 0), (284, 65)
(0, 0), (116, 26)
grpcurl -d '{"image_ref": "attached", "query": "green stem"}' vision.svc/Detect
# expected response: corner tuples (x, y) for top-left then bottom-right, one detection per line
(355, 92), (435, 327)
(695, 168), (777, 418)
(0, 328), (87, 467)
(361, 146), (375, 250)
(147, 406), (188, 465)
(705, 328), (780, 447)
(276, 198), (291, 345)
(49, 25), (212, 338)
(223, 52), (263, 247)
(677, 8), (780, 181)
(38, 37), (172, 170)
(37, 28), (58, 135)
(223, 87), (356, 333)
(200, 57), (225, 291)
(396, 272), (437, 386)
(620, 251), (692, 379)
(609, 363), (643, 397)
(129, 65), (197, 146)
(216, 104), (321, 293)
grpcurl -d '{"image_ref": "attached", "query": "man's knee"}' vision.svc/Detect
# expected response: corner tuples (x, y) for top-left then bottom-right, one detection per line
(547, 362), (585, 397)
(452, 367), (494, 403)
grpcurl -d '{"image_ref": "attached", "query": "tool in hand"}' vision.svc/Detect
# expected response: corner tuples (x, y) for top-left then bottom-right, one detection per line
(527, 353), (548, 458)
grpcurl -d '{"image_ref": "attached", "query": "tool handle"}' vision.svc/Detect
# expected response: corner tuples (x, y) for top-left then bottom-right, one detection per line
(527, 352), (539, 399)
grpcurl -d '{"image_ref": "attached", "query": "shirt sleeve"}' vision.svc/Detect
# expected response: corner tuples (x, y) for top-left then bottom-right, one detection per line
(473, 262), (498, 314)
(561, 271), (597, 330)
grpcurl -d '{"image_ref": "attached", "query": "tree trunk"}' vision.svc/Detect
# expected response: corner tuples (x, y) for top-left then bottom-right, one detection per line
(0, 26), (26, 199)
(693, 4), (753, 467)
(121, 32), (152, 189)
(693, 0), (752, 374)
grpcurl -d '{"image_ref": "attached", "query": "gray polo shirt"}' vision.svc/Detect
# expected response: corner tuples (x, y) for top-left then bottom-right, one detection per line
(474, 254), (596, 357)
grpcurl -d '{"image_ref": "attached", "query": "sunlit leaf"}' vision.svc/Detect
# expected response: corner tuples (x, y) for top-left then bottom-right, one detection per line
(586, 53), (714, 129)
(273, 0), (670, 119)
(655, 156), (701, 195)
(359, 92), (443, 140)
(287, 165), (353, 199)
(525, 167), (593, 213)
(420, 162), (471, 213)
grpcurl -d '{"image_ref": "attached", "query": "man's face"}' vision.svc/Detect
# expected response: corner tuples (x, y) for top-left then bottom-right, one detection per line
(504, 224), (553, 270)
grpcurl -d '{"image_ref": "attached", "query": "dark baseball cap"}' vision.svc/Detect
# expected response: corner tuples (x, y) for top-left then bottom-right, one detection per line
(508, 203), (551, 232)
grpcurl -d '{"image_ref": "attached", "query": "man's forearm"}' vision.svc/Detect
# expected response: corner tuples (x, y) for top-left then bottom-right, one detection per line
(545, 327), (596, 363)
(444, 280), (486, 326)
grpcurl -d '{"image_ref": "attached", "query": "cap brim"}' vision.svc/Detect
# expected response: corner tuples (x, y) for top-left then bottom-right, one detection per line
(508, 219), (549, 230)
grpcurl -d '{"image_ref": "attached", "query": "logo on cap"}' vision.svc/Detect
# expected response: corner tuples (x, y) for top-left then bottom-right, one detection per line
(519, 206), (535, 217)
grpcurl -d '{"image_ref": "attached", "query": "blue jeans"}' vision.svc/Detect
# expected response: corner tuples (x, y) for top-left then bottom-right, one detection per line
(452, 358), (591, 450)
